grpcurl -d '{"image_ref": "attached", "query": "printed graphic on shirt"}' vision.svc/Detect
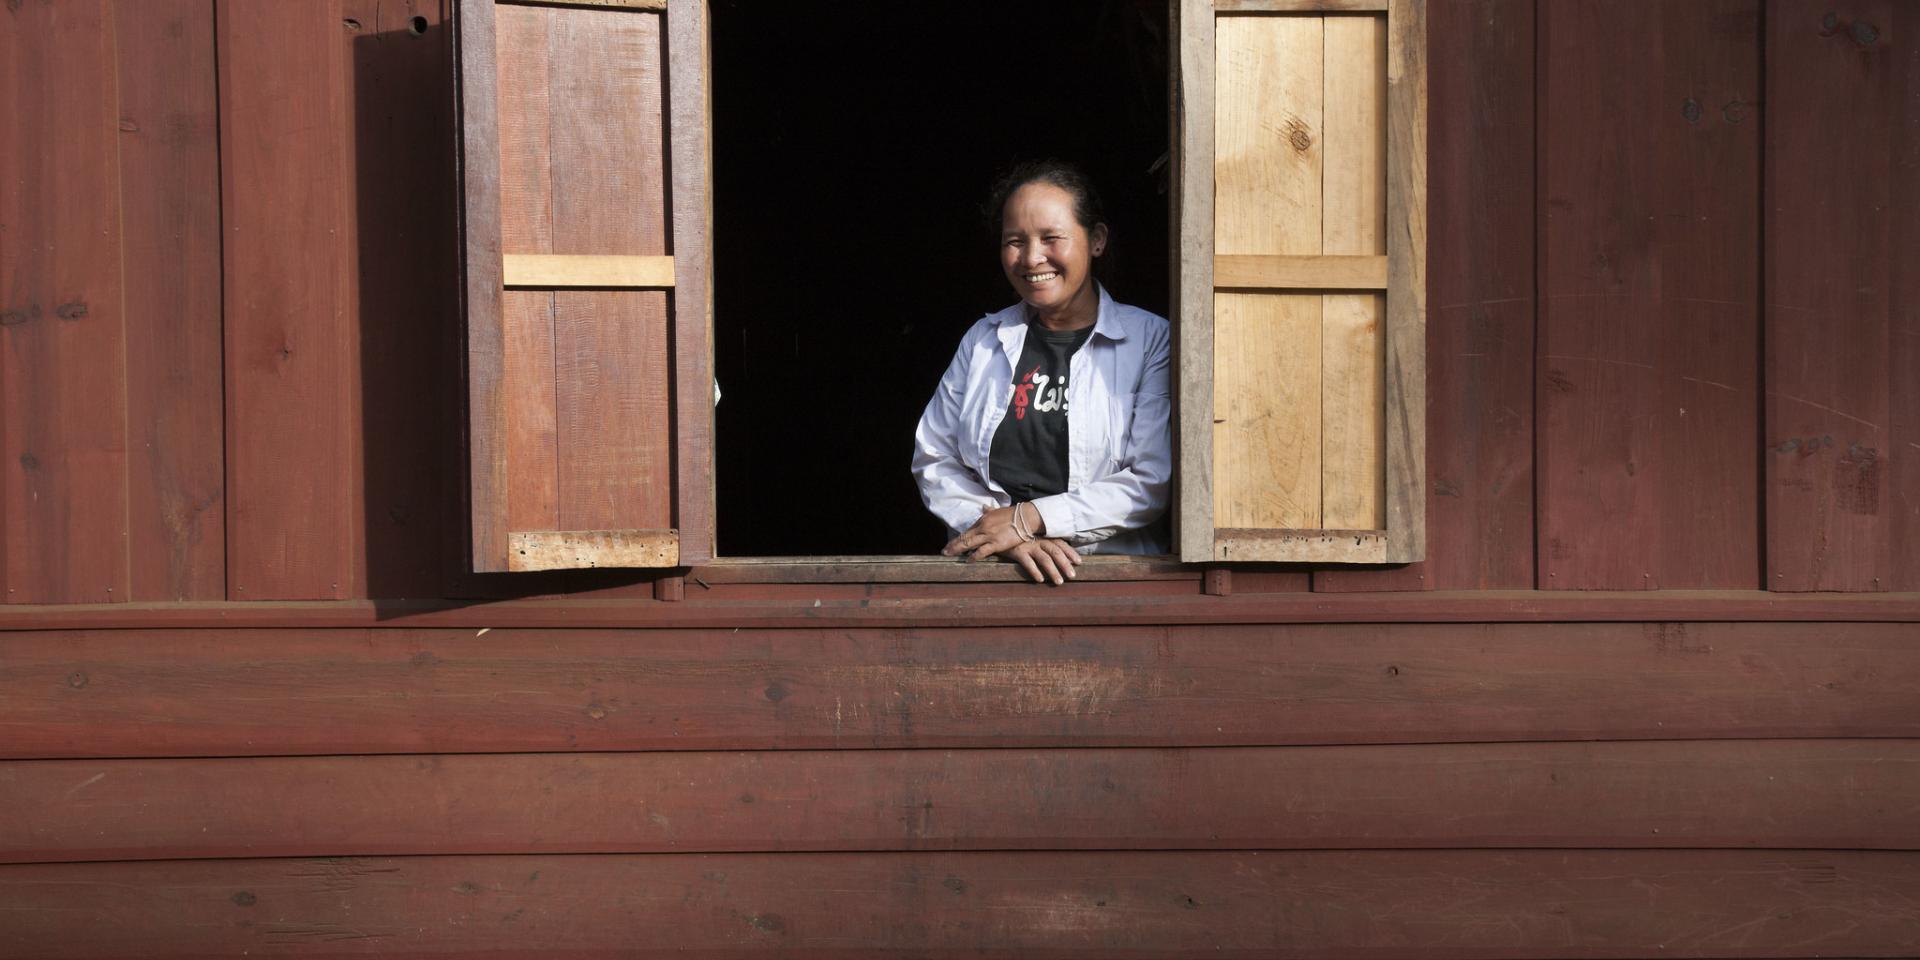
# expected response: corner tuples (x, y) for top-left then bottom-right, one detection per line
(1012, 364), (1070, 421)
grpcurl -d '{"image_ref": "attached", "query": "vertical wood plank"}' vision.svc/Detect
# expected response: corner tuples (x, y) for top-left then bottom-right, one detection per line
(113, 0), (225, 601)
(1316, 0), (1536, 591)
(1214, 14), (1324, 530)
(1175, 0), (1217, 561)
(494, 4), (561, 534)
(1320, 14), (1387, 530)
(1379, 0), (1428, 563)
(218, 0), (356, 599)
(1537, 0), (1760, 590)
(459, 0), (511, 572)
(667, 0), (714, 563)
(1765, 0), (1898, 591)
(1, 0), (132, 604)
(546, 8), (672, 532)
(1894, 0), (1920, 591)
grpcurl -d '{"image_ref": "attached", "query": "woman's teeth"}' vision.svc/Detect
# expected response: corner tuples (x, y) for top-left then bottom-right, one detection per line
(1025, 272), (1058, 283)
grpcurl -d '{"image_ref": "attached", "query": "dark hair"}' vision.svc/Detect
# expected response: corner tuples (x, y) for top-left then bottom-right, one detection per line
(985, 159), (1108, 239)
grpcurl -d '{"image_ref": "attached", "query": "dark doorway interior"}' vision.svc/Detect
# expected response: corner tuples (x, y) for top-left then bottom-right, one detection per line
(711, 0), (1170, 556)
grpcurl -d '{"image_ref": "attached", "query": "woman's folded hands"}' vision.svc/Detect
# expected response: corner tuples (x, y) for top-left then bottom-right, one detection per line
(942, 504), (1083, 585)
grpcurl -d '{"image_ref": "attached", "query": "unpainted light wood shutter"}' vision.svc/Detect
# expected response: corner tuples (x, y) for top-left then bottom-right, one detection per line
(1175, 0), (1426, 563)
(457, 0), (712, 572)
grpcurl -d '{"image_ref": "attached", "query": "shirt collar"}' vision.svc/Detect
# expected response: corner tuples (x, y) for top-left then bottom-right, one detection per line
(995, 285), (1128, 342)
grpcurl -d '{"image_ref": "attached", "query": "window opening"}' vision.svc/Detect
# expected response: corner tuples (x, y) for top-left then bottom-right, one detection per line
(710, 0), (1172, 557)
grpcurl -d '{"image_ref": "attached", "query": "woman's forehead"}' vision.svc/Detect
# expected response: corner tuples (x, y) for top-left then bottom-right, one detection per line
(1003, 183), (1078, 230)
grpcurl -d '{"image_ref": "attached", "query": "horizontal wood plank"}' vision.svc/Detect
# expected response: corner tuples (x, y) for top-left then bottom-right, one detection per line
(4, 622), (1916, 757)
(2, 851), (1914, 957)
(501, 0), (665, 8)
(501, 254), (675, 288)
(1214, 254), (1388, 289)
(507, 529), (677, 570)
(1215, 529), (1388, 562)
(5, 740), (1915, 862)
(0, 592), (1918, 630)
(1218, 0), (1391, 11)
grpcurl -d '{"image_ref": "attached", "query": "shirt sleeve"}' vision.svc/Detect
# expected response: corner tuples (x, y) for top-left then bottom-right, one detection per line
(911, 328), (1000, 535)
(1029, 319), (1172, 545)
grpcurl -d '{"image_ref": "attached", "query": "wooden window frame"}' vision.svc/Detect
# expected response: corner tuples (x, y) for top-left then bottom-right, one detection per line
(458, 0), (1423, 579)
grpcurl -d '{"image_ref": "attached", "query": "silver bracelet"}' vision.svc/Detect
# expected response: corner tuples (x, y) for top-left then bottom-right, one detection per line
(1012, 502), (1034, 542)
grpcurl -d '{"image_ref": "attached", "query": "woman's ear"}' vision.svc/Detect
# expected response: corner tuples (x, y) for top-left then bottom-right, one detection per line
(1091, 222), (1110, 257)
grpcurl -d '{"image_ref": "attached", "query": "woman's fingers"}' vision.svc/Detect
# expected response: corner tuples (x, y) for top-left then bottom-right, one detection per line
(1039, 539), (1077, 579)
(1029, 546), (1065, 585)
(1012, 547), (1046, 583)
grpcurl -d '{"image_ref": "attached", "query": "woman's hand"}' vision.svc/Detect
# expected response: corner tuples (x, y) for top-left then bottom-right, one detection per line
(942, 504), (1036, 559)
(1002, 538), (1082, 585)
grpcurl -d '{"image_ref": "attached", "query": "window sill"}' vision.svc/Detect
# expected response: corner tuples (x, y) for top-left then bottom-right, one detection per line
(691, 555), (1193, 584)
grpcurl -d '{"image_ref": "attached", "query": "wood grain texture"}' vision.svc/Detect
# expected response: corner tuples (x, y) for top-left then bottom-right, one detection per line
(1213, 255), (1388, 289)
(508, 528), (676, 570)
(5, 621), (1916, 759)
(218, 0), (356, 599)
(113, 0), (226, 601)
(1538, 0), (1761, 591)
(1895, 0), (1920, 591)
(9, 739), (1914, 862)
(1764, 0), (1899, 591)
(503, 253), (675, 287)
(1174, 0), (1217, 562)
(3, 850), (1916, 957)
(1378, 0), (1427, 562)
(460, 0), (513, 572)
(1, 0), (131, 604)
(1320, 15), (1387, 530)
(1213, 15), (1324, 531)
(547, 7), (672, 534)
(1316, 0), (1534, 592)
(668, 0), (715, 564)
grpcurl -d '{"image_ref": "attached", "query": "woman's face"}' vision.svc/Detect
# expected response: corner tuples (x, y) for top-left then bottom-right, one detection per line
(999, 182), (1107, 318)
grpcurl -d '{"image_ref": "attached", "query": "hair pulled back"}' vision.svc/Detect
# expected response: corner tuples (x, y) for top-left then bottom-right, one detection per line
(985, 159), (1108, 239)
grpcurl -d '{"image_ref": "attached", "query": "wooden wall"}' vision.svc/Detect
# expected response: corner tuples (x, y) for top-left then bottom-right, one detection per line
(1, 0), (1916, 602)
(2, 0), (1919, 957)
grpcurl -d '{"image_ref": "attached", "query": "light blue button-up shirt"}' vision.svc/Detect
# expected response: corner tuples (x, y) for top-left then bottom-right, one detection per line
(911, 286), (1172, 555)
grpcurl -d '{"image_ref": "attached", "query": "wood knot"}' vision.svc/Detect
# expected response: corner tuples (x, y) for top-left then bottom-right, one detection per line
(1284, 116), (1313, 152)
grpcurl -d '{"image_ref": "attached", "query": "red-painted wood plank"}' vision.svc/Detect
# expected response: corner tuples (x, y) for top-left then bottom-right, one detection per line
(547, 8), (673, 533)
(1314, 0), (1535, 594)
(4, 622), (1915, 758)
(2, 589), (1918, 631)
(4, 850), (1916, 958)
(1, 0), (131, 604)
(217, 0), (356, 599)
(1895, 1), (1920, 591)
(1537, 0), (1762, 591)
(6, 740), (1915, 862)
(1765, 0), (1899, 591)
(343, 0), (462, 598)
(113, 0), (226, 601)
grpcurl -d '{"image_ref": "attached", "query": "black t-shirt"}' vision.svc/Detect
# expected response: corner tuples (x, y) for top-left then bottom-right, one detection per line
(989, 319), (1096, 503)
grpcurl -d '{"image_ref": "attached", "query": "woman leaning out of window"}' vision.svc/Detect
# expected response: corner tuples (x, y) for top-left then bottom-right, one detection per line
(911, 160), (1172, 585)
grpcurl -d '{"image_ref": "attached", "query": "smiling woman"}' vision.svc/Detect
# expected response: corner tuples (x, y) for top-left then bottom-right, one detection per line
(912, 162), (1172, 583)
(710, 1), (1170, 558)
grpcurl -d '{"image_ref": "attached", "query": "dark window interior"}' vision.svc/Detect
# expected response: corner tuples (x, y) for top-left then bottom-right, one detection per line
(712, 0), (1171, 557)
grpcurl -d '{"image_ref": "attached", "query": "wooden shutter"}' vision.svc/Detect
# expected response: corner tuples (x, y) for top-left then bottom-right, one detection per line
(1175, 0), (1426, 563)
(456, 0), (712, 572)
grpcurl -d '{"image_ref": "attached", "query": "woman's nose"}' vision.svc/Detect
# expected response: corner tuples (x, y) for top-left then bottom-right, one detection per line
(1023, 245), (1048, 268)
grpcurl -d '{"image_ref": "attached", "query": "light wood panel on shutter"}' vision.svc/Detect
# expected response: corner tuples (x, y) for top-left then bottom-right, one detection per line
(1177, 0), (1425, 563)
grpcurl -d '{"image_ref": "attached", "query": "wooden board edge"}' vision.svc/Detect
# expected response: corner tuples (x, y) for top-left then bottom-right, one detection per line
(1383, 0), (1427, 564)
(1176, 0), (1217, 563)
(507, 530), (679, 570)
(1214, 254), (1389, 289)
(457, 0), (511, 573)
(502, 254), (676, 288)
(668, 0), (715, 565)
(1216, 530), (1391, 563)
(1217, 0), (1391, 11)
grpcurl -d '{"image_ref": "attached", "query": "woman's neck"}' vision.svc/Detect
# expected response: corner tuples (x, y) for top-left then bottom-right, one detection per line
(1030, 284), (1100, 332)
